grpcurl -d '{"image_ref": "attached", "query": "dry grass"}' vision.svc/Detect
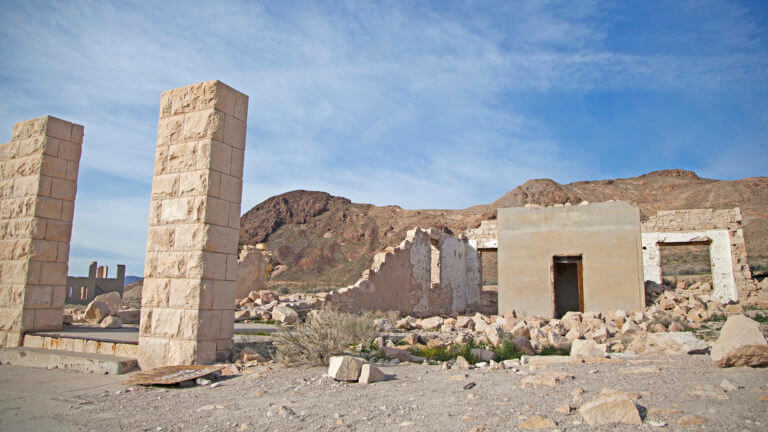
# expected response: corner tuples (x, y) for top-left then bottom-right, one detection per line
(274, 305), (378, 366)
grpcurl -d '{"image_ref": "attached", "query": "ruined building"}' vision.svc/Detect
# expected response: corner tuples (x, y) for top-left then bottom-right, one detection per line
(65, 261), (126, 305)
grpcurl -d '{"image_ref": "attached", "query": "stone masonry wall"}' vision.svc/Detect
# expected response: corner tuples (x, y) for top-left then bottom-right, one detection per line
(0, 116), (82, 347)
(139, 81), (248, 368)
(641, 208), (754, 301)
(328, 227), (482, 317)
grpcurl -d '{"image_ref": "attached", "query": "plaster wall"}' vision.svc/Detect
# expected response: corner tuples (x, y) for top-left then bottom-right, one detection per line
(497, 201), (645, 318)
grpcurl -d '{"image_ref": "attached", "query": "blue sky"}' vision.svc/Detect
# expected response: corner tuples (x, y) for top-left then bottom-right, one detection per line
(1, 0), (766, 277)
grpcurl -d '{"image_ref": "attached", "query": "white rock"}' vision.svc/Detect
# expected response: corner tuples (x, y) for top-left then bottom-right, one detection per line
(485, 324), (505, 347)
(93, 292), (121, 315)
(646, 332), (709, 354)
(419, 316), (443, 330)
(359, 364), (389, 384)
(570, 339), (606, 358)
(328, 356), (364, 382)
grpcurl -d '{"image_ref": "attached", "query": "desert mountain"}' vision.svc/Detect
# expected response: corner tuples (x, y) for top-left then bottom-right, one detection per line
(239, 170), (768, 289)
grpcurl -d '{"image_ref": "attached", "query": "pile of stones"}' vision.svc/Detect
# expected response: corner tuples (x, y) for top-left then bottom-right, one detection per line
(67, 292), (140, 328)
(234, 289), (322, 324)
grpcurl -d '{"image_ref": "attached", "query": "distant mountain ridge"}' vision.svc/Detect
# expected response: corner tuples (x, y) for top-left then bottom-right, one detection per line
(239, 170), (768, 288)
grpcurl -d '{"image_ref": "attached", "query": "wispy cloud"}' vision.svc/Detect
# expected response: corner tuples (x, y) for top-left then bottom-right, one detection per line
(1, 0), (766, 274)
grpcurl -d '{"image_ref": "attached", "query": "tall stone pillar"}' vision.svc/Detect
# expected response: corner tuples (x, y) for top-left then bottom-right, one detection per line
(139, 81), (248, 368)
(0, 116), (83, 347)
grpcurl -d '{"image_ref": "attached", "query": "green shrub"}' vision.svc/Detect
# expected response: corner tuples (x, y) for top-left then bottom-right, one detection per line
(752, 313), (768, 323)
(409, 338), (482, 364)
(274, 305), (378, 366)
(491, 338), (523, 361)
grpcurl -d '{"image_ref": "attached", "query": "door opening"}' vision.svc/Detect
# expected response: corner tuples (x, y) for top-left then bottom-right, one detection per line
(553, 256), (583, 318)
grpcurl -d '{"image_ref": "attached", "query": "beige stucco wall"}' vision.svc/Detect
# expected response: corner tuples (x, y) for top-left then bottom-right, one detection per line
(497, 201), (644, 318)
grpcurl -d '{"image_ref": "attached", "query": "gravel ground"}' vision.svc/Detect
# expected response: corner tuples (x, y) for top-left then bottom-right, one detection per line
(1, 352), (767, 432)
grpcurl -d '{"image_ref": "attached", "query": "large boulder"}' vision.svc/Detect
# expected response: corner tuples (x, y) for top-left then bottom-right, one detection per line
(93, 292), (122, 315)
(328, 356), (364, 382)
(578, 395), (642, 425)
(646, 332), (709, 354)
(84, 301), (110, 324)
(419, 316), (443, 331)
(272, 305), (299, 324)
(359, 364), (390, 384)
(711, 315), (768, 367)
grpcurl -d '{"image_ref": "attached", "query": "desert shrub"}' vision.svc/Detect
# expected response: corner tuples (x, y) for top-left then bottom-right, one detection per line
(274, 305), (378, 366)
(752, 312), (768, 323)
(410, 338), (482, 364)
(537, 346), (569, 356)
(492, 337), (523, 361)
(705, 313), (727, 322)
(649, 310), (691, 331)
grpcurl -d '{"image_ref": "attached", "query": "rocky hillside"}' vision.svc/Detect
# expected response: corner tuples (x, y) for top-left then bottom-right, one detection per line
(239, 170), (768, 289)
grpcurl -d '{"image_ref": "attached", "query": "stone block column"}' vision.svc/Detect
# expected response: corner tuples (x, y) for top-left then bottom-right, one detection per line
(0, 116), (83, 347)
(139, 81), (248, 369)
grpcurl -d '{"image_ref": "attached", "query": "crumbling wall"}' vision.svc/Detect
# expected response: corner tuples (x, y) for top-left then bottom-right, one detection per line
(641, 208), (754, 302)
(465, 219), (497, 249)
(65, 261), (125, 305)
(328, 227), (481, 317)
(236, 245), (270, 299)
(0, 116), (82, 347)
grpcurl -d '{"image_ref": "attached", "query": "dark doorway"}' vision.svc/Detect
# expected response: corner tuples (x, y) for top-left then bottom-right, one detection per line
(553, 256), (583, 318)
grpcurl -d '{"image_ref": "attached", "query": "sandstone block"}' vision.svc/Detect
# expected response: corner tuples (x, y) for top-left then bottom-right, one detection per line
(419, 316), (443, 330)
(84, 300), (110, 324)
(570, 339), (607, 358)
(328, 356), (364, 382)
(359, 364), (390, 384)
(99, 315), (122, 329)
(711, 314), (768, 367)
(272, 305), (298, 324)
(578, 395), (641, 426)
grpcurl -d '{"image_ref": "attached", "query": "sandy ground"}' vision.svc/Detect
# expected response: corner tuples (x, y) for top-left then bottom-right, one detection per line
(1, 353), (767, 432)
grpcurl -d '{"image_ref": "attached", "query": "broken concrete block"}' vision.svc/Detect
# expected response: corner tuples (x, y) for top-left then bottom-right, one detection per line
(419, 316), (443, 330)
(328, 356), (364, 382)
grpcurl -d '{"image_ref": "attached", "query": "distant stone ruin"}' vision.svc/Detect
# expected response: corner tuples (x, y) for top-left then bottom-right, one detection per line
(328, 227), (493, 316)
(65, 261), (126, 305)
(641, 208), (754, 302)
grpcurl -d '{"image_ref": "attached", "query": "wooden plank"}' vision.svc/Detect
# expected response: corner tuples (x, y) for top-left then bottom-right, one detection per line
(123, 365), (225, 385)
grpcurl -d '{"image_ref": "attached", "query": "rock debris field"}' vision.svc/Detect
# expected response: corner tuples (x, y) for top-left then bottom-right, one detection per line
(1, 351), (767, 432)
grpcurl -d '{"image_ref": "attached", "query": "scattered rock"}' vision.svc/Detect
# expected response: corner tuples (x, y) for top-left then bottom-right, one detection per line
(720, 379), (737, 392)
(84, 301), (110, 324)
(687, 384), (729, 400)
(471, 348), (495, 362)
(711, 314), (768, 367)
(271, 305), (299, 324)
(328, 356), (364, 382)
(578, 395), (642, 426)
(677, 413), (708, 425)
(646, 332), (709, 354)
(521, 371), (573, 388)
(381, 346), (417, 362)
(463, 382), (476, 390)
(555, 404), (574, 414)
(518, 415), (556, 429)
(599, 388), (640, 401)
(419, 316), (443, 330)
(98, 315), (122, 329)
(454, 356), (471, 370)
(570, 339), (607, 358)
(92, 292), (121, 315)
(359, 364), (390, 384)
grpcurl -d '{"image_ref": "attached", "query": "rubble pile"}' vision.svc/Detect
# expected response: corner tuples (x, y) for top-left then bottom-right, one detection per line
(234, 289), (323, 324)
(66, 292), (140, 328)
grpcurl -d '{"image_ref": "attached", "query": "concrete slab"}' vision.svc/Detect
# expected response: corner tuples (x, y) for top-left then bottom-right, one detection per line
(34, 325), (139, 344)
(0, 348), (138, 375)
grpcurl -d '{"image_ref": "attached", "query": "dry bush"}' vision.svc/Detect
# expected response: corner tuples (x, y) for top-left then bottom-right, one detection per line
(274, 305), (378, 366)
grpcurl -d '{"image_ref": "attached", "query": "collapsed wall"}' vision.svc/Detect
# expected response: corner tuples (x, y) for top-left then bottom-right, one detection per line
(327, 227), (482, 317)
(641, 207), (754, 302)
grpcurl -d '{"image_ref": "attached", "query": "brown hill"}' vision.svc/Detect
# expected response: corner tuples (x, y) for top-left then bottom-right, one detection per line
(239, 170), (768, 289)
